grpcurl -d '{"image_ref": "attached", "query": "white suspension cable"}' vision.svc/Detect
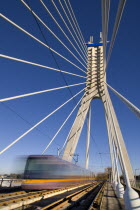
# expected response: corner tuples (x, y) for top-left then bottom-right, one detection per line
(0, 82), (86, 102)
(1, 14), (86, 74)
(102, 0), (106, 69)
(51, 0), (87, 61)
(1, 54), (86, 79)
(21, 0), (87, 70)
(58, 0), (87, 56)
(42, 95), (83, 154)
(39, 0), (87, 65)
(101, 0), (110, 70)
(0, 88), (85, 155)
(64, 0), (87, 53)
(67, 0), (87, 52)
(106, 0), (126, 68)
(62, 0), (87, 54)
(106, 82), (140, 119)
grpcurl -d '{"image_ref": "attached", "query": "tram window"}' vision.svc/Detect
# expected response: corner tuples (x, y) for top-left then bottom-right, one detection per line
(25, 158), (74, 178)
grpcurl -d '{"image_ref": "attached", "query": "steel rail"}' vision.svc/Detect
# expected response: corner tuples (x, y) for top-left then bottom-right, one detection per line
(0, 182), (94, 210)
(0, 191), (25, 199)
(40, 182), (99, 210)
(88, 181), (106, 209)
(0, 190), (47, 202)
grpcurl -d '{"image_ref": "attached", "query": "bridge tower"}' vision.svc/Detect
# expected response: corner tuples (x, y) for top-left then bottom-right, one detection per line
(62, 36), (134, 182)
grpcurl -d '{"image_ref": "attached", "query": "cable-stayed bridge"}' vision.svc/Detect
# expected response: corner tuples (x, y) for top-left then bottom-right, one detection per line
(1, 0), (140, 209)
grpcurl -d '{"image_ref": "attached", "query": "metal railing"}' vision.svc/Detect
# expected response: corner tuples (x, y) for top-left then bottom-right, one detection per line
(0, 178), (22, 188)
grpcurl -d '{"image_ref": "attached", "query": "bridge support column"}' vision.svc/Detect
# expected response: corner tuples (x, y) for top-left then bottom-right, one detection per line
(85, 106), (91, 169)
(113, 141), (124, 198)
(104, 86), (140, 208)
(62, 36), (135, 189)
(103, 85), (134, 182)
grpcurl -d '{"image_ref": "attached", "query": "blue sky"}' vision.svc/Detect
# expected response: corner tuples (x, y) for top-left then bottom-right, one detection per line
(0, 0), (140, 175)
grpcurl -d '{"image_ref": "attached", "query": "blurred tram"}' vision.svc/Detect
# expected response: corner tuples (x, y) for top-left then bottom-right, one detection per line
(22, 155), (95, 190)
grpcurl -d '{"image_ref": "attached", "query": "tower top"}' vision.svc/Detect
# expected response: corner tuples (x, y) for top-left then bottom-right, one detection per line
(89, 36), (93, 43)
(100, 32), (103, 42)
(86, 34), (103, 47)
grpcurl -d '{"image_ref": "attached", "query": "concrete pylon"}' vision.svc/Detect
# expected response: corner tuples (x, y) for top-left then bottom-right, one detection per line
(62, 37), (134, 183)
(85, 106), (91, 169)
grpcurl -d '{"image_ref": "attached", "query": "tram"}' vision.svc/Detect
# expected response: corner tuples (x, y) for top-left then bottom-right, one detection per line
(21, 155), (95, 190)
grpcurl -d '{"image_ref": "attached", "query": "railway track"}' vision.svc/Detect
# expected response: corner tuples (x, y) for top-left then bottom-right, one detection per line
(0, 182), (95, 210)
(0, 191), (26, 199)
(88, 182), (106, 209)
(26, 182), (106, 210)
(0, 190), (48, 203)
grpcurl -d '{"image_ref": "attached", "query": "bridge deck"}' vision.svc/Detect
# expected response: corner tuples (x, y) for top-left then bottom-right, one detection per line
(101, 182), (125, 210)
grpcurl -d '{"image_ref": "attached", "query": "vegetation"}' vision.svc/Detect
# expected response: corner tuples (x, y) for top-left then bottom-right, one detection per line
(96, 167), (112, 180)
(0, 173), (23, 179)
